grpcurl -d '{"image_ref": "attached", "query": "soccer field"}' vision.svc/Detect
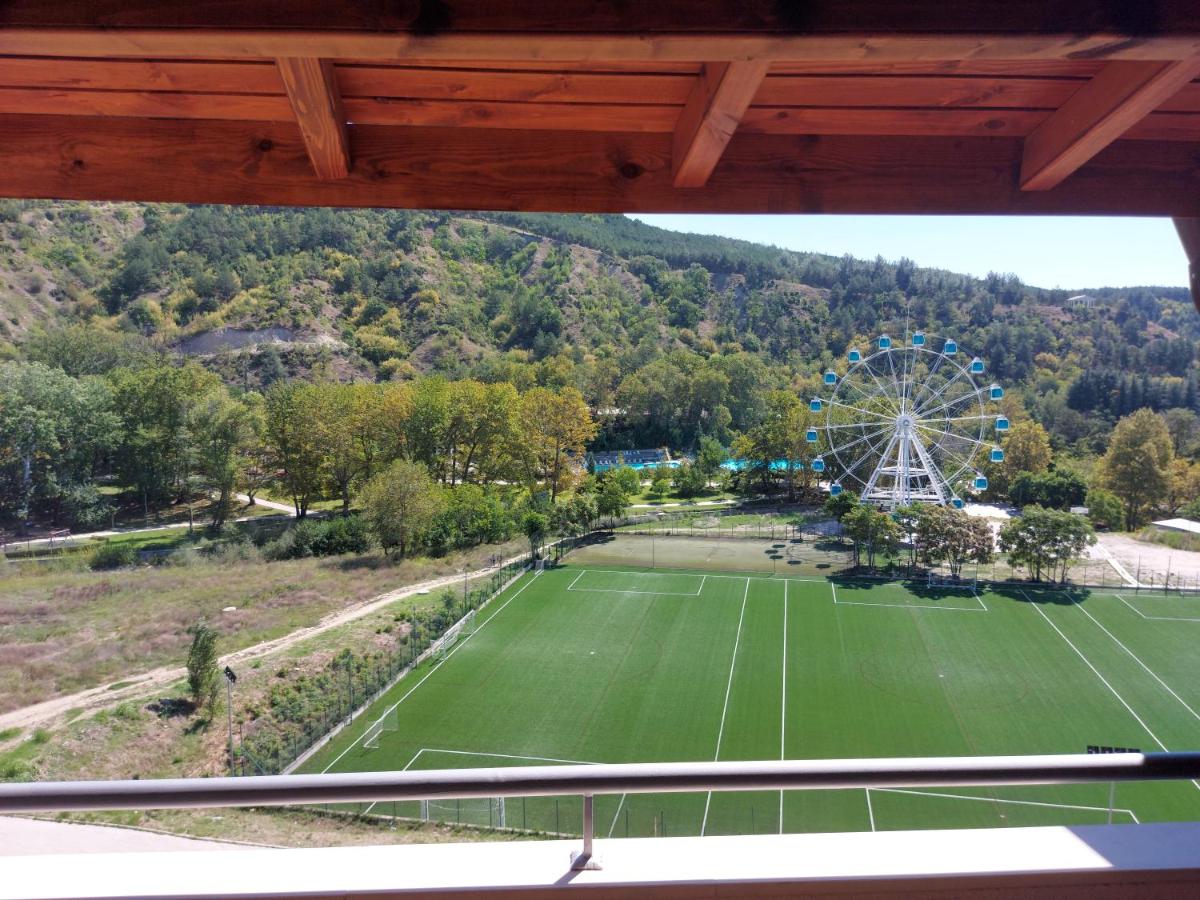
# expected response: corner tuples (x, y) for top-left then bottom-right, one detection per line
(300, 564), (1200, 838)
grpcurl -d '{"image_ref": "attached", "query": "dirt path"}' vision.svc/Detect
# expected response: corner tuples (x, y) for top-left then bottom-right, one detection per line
(0, 552), (531, 734)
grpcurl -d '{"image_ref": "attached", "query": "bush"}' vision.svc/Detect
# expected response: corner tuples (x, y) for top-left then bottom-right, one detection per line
(263, 516), (372, 560)
(89, 542), (138, 570)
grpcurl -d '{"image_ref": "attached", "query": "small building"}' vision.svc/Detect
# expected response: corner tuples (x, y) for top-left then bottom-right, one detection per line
(1152, 518), (1200, 535)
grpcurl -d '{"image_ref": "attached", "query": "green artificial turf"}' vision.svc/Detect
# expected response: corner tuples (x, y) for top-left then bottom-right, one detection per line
(300, 564), (1200, 838)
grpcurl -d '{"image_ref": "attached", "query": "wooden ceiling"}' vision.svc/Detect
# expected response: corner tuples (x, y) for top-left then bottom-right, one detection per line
(0, 2), (1198, 219)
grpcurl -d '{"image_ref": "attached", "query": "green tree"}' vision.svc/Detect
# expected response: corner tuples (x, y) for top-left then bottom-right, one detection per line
(995, 420), (1052, 495)
(842, 503), (901, 570)
(824, 489), (859, 522)
(358, 459), (444, 559)
(893, 503), (925, 569)
(186, 621), (220, 717)
(521, 509), (549, 560)
(1100, 408), (1174, 528)
(672, 462), (708, 498)
(914, 505), (995, 578)
(265, 383), (326, 518)
(597, 475), (633, 525)
(516, 387), (597, 501)
(999, 506), (1096, 583)
(1085, 487), (1125, 531)
(189, 389), (253, 528)
(648, 464), (672, 500)
(695, 436), (727, 478)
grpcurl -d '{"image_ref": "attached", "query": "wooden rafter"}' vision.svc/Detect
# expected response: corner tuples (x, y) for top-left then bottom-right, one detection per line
(2, 115), (1200, 216)
(276, 57), (350, 180)
(1020, 58), (1200, 191)
(673, 61), (768, 187)
(1176, 218), (1200, 313)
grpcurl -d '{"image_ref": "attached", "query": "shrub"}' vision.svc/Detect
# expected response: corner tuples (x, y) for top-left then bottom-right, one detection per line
(263, 516), (372, 560)
(89, 542), (138, 570)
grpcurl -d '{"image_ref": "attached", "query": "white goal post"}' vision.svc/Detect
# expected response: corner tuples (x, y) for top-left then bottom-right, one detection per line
(363, 708), (399, 751)
(431, 609), (476, 660)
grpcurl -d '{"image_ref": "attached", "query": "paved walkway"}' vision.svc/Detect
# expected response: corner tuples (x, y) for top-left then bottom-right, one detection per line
(0, 816), (252, 855)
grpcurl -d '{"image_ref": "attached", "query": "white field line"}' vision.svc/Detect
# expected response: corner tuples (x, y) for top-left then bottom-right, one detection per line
(779, 579), (788, 835)
(865, 788), (876, 832)
(566, 569), (705, 596)
(701, 577), (751, 837)
(319, 572), (542, 774)
(877, 788), (1140, 823)
(1024, 593), (1200, 793)
(1073, 602), (1200, 725)
(1115, 593), (1200, 623)
(417, 748), (603, 766)
(607, 793), (628, 839)
(364, 748), (427, 815)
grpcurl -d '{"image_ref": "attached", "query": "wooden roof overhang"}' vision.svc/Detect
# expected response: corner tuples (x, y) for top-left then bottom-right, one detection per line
(0, 4), (1198, 251)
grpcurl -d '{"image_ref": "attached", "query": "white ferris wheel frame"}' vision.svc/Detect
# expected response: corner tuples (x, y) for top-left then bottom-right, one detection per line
(817, 338), (998, 508)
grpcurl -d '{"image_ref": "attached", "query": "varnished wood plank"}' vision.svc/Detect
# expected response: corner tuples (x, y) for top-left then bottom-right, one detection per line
(0, 114), (1197, 216)
(1174, 218), (1200, 312)
(755, 76), (1080, 110)
(1021, 58), (1200, 190)
(0, 87), (292, 121)
(3, 30), (1200, 64)
(740, 107), (1047, 137)
(768, 60), (1107, 78)
(276, 57), (350, 179)
(0, 56), (284, 93)
(673, 61), (768, 187)
(336, 66), (693, 105)
(343, 98), (678, 132)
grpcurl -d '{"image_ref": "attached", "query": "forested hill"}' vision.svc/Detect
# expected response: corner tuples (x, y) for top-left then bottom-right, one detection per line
(0, 200), (1195, 453)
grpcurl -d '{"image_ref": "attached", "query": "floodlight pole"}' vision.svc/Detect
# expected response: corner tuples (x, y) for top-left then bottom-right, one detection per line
(225, 676), (234, 775)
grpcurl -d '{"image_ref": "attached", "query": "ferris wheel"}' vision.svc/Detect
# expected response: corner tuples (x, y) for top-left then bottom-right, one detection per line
(806, 334), (1010, 509)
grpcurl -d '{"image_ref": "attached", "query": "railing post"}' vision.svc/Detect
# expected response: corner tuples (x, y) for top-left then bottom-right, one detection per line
(571, 793), (601, 870)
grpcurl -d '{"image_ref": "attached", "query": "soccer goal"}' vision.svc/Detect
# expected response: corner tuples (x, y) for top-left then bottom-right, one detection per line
(363, 709), (399, 751)
(433, 609), (476, 660)
(927, 571), (978, 591)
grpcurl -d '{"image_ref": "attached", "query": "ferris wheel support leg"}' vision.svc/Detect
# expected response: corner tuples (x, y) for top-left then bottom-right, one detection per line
(909, 431), (950, 505)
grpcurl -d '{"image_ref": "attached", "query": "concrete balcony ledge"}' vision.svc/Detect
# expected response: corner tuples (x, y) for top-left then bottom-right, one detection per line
(4, 822), (1200, 900)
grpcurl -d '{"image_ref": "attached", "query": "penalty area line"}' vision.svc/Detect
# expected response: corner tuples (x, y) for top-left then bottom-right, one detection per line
(701, 576), (750, 836)
(319, 571), (542, 774)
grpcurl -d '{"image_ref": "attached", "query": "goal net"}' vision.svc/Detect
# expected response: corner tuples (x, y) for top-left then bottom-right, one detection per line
(432, 609), (476, 660)
(363, 708), (399, 751)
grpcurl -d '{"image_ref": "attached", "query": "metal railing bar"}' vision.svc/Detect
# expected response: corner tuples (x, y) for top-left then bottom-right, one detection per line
(3, 753), (1200, 815)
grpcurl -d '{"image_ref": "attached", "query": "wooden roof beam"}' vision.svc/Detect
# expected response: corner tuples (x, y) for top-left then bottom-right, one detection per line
(1020, 58), (1200, 191)
(276, 57), (350, 180)
(673, 61), (768, 187)
(1176, 218), (1200, 314)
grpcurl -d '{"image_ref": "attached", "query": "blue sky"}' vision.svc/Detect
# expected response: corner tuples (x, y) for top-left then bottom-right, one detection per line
(629, 215), (1188, 291)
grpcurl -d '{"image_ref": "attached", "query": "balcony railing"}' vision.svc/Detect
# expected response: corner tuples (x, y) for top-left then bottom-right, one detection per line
(4, 751), (1200, 871)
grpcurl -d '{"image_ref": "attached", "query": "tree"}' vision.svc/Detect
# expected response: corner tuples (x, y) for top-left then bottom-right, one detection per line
(841, 503), (901, 570)
(1163, 407), (1200, 457)
(695, 436), (727, 478)
(893, 503), (925, 569)
(265, 383), (326, 518)
(186, 621), (220, 716)
(1009, 469), (1087, 510)
(672, 462), (708, 498)
(914, 505), (995, 578)
(357, 459), (444, 559)
(516, 387), (597, 501)
(189, 389), (253, 528)
(647, 464), (672, 500)
(996, 420), (1052, 494)
(1165, 458), (1200, 514)
(999, 506), (1096, 583)
(597, 471), (635, 524)
(1100, 408), (1173, 528)
(521, 509), (549, 560)
(824, 489), (859, 522)
(1085, 487), (1125, 531)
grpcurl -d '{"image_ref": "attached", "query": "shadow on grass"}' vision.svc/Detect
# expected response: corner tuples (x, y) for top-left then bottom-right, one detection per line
(992, 583), (1091, 606)
(146, 697), (195, 719)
